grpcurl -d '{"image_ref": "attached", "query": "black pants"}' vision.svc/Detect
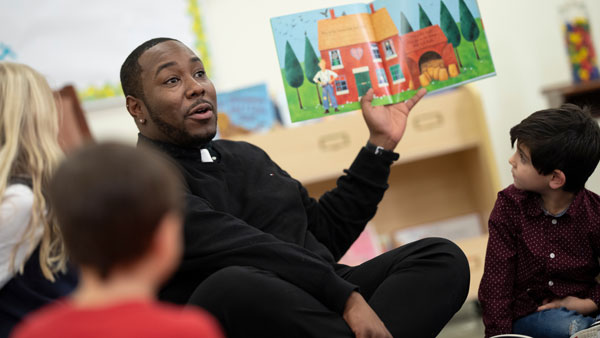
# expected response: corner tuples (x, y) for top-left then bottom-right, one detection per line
(188, 238), (470, 338)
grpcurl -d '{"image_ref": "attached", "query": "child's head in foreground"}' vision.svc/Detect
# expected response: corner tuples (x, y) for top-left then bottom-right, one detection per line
(509, 103), (600, 193)
(49, 142), (183, 284)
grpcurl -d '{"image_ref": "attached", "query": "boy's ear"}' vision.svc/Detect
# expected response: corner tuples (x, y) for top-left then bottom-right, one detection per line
(151, 213), (182, 257)
(147, 212), (183, 277)
(549, 169), (567, 190)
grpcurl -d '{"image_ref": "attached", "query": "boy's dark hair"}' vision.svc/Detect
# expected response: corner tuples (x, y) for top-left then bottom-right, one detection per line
(49, 142), (183, 279)
(510, 103), (600, 192)
(120, 37), (178, 99)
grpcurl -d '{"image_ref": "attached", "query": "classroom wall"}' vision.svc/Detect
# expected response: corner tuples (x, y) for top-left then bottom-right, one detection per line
(85, 0), (600, 192)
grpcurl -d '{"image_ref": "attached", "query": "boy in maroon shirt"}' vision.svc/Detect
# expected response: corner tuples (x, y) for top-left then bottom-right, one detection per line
(479, 104), (600, 338)
(11, 143), (223, 338)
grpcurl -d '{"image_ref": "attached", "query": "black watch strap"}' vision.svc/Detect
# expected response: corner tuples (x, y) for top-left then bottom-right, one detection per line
(365, 141), (400, 161)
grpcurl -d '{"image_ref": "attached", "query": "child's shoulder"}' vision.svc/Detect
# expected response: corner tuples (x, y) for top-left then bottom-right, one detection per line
(580, 187), (600, 202)
(574, 188), (600, 216)
(12, 301), (223, 338)
(497, 184), (531, 205)
(10, 300), (72, 338)
(490, 185), (536, 220)
(144, 302), (223, 337)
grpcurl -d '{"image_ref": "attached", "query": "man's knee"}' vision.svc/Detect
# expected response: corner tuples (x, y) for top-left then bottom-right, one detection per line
(433, 238), (469, 276)
(188, 266), (344, 336)
(188, 266), (262, 308)
(416, 238), (470, 309)
(420, 237), (468, 266)
(410, 237), (470, 292)
(188, 266), (303, 312)
(201, 266), (258, 287)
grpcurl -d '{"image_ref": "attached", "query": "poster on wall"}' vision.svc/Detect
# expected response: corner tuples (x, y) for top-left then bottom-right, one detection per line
(0, 0), (210, 102)
(216, 83), (278, 138)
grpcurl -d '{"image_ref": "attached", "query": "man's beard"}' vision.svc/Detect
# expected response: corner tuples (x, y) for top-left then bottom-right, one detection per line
(146, 105), (217, 148)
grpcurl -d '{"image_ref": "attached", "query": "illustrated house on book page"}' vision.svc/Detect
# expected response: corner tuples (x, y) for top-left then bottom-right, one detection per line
(316, 4), (459, 104)
(317, 5), (404, 103)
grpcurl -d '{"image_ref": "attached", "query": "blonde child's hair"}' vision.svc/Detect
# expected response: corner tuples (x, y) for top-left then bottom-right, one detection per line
(0, 62), (66, 281)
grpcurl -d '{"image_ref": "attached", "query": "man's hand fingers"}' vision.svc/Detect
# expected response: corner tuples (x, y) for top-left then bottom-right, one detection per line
(404, 88), (427, 111)
(360, 88), (374, 109)
(343, 292), (392, 338)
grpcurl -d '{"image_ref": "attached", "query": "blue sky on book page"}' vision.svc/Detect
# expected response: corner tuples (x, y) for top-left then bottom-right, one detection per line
(271, 0), (482, 67)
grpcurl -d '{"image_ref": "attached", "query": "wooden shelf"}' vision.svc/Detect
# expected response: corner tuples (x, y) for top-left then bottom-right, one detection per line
(455, 234), (488, 300)
(231, 85), (498, 185)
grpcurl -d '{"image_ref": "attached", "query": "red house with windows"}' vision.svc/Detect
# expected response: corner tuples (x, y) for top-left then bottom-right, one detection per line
(317, 6), (405, 104)
(317, 5), (459, 103)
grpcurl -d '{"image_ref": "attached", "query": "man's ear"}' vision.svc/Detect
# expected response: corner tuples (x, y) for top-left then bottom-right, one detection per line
(549, 169), (567, 190)
(126, 95), (145, 121)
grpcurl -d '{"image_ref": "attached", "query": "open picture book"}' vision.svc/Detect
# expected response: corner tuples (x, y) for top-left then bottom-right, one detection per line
(271, 0), (495, 122)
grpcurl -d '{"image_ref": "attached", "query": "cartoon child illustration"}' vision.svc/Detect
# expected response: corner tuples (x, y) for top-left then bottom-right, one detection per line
(313, 59), (339, 114)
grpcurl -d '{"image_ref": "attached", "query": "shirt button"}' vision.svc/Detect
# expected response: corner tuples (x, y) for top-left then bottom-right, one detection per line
(548, 280), (554, 287)
(550, 253), (555, 259)
(552, 219), (557, 225)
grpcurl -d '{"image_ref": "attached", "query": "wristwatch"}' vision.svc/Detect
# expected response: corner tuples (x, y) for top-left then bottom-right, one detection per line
(364, 141), (400, 161)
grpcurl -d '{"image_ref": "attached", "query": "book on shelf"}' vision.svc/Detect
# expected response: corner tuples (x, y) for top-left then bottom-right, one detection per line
(271, 0), (495, 122)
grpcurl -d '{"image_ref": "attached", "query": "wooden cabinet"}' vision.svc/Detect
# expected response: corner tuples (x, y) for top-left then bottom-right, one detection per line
(230, 85), (499, 299)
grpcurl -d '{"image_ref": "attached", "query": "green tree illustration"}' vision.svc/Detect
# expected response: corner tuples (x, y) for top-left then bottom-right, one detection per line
(419, 4), (433, 29)
(400, 12), (414, 35)
(440, 1), (463, 68)
(284, 41), (304, 109)
(303, 35), (322, 104)
(459, 0), (481, 59)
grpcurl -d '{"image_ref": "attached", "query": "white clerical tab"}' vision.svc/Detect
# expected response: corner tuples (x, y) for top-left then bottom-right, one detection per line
(200, 148), (213, 163)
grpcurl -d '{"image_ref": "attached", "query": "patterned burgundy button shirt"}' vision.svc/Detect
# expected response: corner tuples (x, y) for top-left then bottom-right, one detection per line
(478, 184), (600, 337)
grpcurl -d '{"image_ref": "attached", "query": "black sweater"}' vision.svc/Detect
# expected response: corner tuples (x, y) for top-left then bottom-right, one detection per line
(139, 135), (394, 314)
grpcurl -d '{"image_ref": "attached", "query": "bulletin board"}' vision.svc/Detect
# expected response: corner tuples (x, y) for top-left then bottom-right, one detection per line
(0, 0), (211, 101)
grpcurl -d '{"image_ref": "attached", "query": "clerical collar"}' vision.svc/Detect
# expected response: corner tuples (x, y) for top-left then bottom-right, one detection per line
(137, 134), (219, 162)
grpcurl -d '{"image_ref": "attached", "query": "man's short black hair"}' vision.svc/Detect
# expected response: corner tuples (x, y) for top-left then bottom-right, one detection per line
(510, 103), (600, 192)
(120, 37), (178, 99)
(49, 142), (183, 279)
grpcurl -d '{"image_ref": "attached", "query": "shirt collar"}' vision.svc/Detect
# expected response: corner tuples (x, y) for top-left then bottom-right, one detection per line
(136, 133), (217, 161)
(564, 188), (587, 217)
(523, 191), (544, 217)
(523, 187), (586, 218)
